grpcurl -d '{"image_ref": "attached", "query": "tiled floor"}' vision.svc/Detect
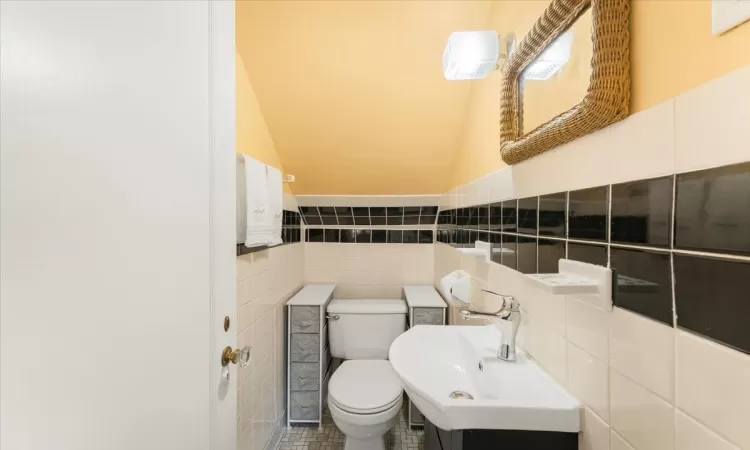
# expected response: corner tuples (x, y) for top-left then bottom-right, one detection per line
(278, 405), (424, 450)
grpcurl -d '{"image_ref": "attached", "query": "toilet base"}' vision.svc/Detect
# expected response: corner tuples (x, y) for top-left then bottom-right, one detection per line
(344, 435), (386, 450)
(329, 396), (403, 450)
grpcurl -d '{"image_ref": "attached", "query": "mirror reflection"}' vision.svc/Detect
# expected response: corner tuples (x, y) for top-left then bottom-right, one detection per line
(520, 8), (593, 133)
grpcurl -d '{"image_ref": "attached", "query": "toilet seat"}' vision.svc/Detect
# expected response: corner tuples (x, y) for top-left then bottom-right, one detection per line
(328, 360), (403, 415)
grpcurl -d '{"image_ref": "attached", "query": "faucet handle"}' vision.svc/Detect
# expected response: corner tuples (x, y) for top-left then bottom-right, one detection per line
(480, 289), (520, 311)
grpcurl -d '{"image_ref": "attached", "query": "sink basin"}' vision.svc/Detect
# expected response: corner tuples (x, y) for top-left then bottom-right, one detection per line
(389, 325), (580, 432)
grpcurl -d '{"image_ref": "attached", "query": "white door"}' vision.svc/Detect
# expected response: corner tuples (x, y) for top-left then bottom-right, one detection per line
(0, 1), (237, 450)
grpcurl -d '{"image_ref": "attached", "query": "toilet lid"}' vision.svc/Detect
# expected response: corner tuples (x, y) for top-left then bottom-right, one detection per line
(328, 360), (403, 414)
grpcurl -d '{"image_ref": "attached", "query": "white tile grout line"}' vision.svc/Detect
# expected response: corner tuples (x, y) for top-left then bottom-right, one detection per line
(535, 196), (540, 273)
(564, 191), (570, 259)
(670, 174), (679, 330)
(609, 242), (671, 253)
(606, 184), (612, 269)
(671, 248), (750, 263)
(442, 228), (750, 264)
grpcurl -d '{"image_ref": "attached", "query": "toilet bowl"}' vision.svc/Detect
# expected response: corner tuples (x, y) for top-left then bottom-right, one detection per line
(328, 360), (403, 450)
(326, 299), (407, 450)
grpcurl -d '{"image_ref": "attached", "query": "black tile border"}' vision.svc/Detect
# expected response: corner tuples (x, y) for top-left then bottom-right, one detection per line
(436, 161), (750, 355)
(300, 205), (439, 227)
(674, 162), (750, 257)
(303, 228), (434, 244)
(674, 253), (750, 355)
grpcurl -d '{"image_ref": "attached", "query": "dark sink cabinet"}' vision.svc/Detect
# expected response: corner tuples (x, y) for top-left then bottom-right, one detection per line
(424, 419), (578, 450)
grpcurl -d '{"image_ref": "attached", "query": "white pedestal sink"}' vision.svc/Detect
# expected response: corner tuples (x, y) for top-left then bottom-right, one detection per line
(389, 325), (580, 432)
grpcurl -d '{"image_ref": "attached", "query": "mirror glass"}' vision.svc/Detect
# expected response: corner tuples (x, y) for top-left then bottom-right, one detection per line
(519, 8), (593, 133)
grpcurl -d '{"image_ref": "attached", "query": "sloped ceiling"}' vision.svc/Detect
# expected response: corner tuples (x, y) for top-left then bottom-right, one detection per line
(236, 1), (493, 195)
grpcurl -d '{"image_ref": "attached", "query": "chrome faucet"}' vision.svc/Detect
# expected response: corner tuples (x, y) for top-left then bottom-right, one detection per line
(460, 289), (521, 362)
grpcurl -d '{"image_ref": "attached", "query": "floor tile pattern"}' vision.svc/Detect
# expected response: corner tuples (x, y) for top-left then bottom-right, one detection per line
(278, 405), (423, 450)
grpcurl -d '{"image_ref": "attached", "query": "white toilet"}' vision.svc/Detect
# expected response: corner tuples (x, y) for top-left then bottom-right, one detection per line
(326, 299), (407, 450)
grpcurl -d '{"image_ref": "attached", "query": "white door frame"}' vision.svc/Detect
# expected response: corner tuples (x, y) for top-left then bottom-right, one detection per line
(208, 1), (238, 450)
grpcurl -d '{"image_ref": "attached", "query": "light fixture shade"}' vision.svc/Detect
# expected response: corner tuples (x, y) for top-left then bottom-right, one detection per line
(442, 31), (499, 81)
(523, 31), (574, 81)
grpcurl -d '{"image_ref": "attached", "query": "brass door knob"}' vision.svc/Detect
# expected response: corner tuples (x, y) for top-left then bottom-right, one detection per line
(221, 345), (251, 367)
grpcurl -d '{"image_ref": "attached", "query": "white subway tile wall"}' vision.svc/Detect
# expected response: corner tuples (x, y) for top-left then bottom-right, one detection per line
(304, 243), (434, 298)
(610, 369), (674, 450)
(567, 343), (610, 422)
(237, 243), (304, 450)
(433, 65), (750, 450)
(609, 308), (674, 402)
(674, 409), (740, 450)
(675, 330), (750, 449)
(236, 65), (750, 450)
(580, 407), (611, 450)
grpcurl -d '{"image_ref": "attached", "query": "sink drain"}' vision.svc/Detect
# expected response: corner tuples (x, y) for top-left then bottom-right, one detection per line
(449, 391), (474, 400)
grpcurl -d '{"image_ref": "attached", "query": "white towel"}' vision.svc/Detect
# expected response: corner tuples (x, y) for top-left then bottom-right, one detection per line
(265, 164), (283, 246)
(242, 155), (283, 247)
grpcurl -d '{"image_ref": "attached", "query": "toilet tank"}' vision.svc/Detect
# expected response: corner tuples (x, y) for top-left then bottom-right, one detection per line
(326, 299), (407, 360)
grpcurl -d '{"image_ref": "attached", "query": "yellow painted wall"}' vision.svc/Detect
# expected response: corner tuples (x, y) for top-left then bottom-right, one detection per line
(235, 52), (291, 193)
(452, 0), (750, 188)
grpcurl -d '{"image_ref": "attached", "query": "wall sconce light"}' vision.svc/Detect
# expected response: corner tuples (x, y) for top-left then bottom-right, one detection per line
(442, 30), (573, 81)
(442, 31), (510, 81)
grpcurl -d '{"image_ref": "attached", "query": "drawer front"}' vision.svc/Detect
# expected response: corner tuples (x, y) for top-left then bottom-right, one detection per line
(413, 308), (444, 325)
(290, 362), (320, 391)
(291, 306), (320, 333)
(410, 401), (425, 424)
(290, 391), (319, 420)
(291, 334), (320, 362)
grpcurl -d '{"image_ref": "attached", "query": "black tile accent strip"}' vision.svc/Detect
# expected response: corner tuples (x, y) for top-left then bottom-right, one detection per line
(352, 207), (369, 217)
(387, 216), (404, 225)
(403, 215), (420, 225)
(517, 236), (538, 274)
(567, 242), (607, 267)
(675, 162), (750, 256)
(387, 206), (403, 216)
(477, 204), (489, 231)
(300, 228), (436, 244)
(611, 247), (673, 327)
(517, 197), (538, 236)
(501, 234), (518, 270)
(321, 216), (338, 226)
(324, 229), (339, 243)
(435, 160), (749, 353)
(403, 230), (419, 244)
(539, 192), (566, 238)
(308, 229), (324, 243)
(569, 186), (608, 241)
(340, 229), (355, 243)
(489, 203), (502, 231)
(299, 205), (440, 227)
(674, 254), (750, 354)
(355, 229), (371, 243)
(419, 230), (434, 244)
(538, 238), (566, 273)
(611, 176), (672, 247)
(501, 200), (518, 232)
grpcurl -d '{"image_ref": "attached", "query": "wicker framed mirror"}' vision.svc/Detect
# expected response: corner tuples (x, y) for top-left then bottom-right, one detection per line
(499, 0), (630, 165)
